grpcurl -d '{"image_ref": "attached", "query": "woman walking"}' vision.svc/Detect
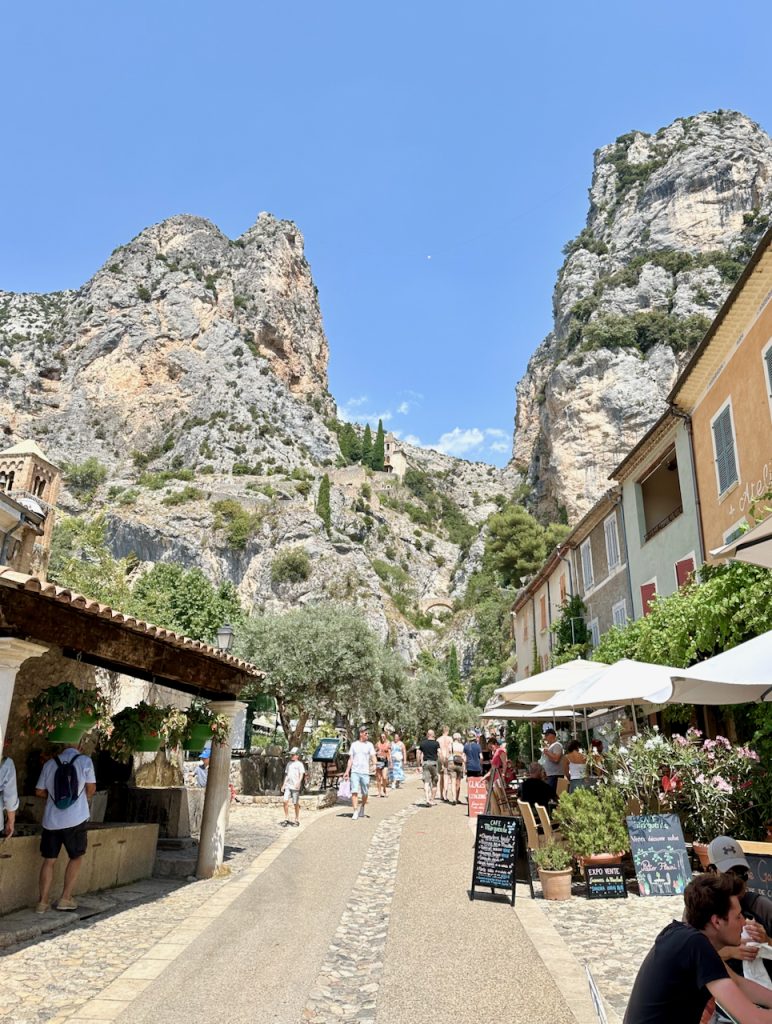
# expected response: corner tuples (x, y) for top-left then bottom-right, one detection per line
(390, 732), (407, 789)
(376, 732), (391, 797)
(448, 732), (465, 805)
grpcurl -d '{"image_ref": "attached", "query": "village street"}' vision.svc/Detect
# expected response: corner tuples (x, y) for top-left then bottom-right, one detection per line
(0, 777), (608, 1024)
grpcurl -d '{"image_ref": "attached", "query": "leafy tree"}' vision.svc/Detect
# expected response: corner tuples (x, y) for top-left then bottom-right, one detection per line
(543, 521), (571, 551)
(62, 457), (108, 498)
(129, 562), (242, 642)
(484, 504), (546, 587)
(48, 515), (132, 608)
(372, 419), (385, 471)
(316, 473), (331, 534)
(237, 604), (382, 746)
(361, 424), (373, 468)
(551, 594), (591, 664)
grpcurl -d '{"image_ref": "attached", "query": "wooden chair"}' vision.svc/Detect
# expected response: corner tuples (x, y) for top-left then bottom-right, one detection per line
(516, 800), (539, 898)
(556, 777), (569, 799)
(535, 803), (564, 844)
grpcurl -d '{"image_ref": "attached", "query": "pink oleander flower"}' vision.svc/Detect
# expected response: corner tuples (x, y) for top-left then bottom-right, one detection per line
(716, 736), (731, 750)
(673, 734), (690, 747)
(714, 776), (733, 794)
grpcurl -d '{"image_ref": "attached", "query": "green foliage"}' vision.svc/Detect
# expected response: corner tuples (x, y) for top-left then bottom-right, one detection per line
(551, 595), (591, 662)
(446, 643), (463, 701)
(25, 680), (110, 736)
(361, 424), (373, 468)
(136, 285), (151, 302)
(129, 562), (243, 642)
(577, 310), (710, 356)
(372, 419), (385, 471)
(484, 504), (546, 588)
(554, 785), (629, 858)
(532, 840), (572, 871)
(162, 485), (204, 506)
(271, 547), (312, 585)
(562, 227), (609, 258)
(316, 473), (331, 534)
(212, 499), (262, 549)
(48, 515), (132, 608)
(138, 468), (194, 489)
(62, 457), (107, 497)
(371, 559), (410, 589)
(593, 561), (772, 670)
(543, 522), (571, 551)
(237, 604), (383, 745)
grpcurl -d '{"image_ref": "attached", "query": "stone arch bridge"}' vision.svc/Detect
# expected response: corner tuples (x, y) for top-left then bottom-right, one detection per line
(419, 597), (454, 615)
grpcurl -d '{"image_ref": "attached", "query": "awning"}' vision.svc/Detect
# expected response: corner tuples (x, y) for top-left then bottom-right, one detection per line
(532, 659), (675, 713)
(670, 631), (772, 705)
(711, 515), (772, 569)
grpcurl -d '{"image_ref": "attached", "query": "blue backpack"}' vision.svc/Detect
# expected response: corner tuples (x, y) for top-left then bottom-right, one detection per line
(52, 754), (82, 810)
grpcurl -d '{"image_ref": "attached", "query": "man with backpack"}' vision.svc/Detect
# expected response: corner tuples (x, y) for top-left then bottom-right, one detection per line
(34, 744), (96, 913)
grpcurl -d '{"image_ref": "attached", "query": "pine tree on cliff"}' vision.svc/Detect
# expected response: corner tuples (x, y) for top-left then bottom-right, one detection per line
(446, 643), (464, 701)
(316, 474), (332, 534)
(361, 424), (373, 468)
(372, 419), (385, 471)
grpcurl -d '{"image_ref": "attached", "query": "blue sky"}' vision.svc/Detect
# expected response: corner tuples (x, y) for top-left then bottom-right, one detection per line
(2, 2), (772, 465)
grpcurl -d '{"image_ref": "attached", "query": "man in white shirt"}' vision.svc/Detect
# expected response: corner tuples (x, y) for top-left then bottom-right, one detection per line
(35, 745), (97, 913)
(344, 726), (376, 820)
(0, 751), (19, 837)
(542, 728), (564, 793)
(281, 747), (306, 827)
(437, 725), (453, 802)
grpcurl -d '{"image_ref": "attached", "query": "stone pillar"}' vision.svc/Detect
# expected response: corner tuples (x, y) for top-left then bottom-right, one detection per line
(0, 638), (49, 743)
(195, 699), (240, 880)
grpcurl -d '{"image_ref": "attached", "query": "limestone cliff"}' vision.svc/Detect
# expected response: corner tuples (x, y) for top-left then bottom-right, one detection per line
(0, 212), (517, 664)
(513, 110), (772, 521)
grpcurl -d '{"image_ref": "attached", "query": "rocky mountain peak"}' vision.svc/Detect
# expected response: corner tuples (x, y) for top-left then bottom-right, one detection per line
(513, 110), (772, 522)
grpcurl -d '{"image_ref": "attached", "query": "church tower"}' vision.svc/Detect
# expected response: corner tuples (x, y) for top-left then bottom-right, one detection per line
(0, 440), (62, 576)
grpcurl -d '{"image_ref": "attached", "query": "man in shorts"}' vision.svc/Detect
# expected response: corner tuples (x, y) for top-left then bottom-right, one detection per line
(35, 744), (96, 913)
(437, 725), (453, 801)
(280, 747), (306, 827)
(418, 729), (441, 806)
(344, 726), (376, 820)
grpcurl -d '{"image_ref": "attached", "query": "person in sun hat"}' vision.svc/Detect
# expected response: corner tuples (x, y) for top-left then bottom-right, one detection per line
(280, 747), (306, 827)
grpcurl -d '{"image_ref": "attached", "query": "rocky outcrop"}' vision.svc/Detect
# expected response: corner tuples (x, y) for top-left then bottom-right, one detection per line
(513, 110), (772, 521)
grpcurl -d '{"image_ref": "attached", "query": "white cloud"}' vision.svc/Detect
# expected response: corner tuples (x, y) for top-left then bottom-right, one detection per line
(489, 441), (509, 453)
(404, 433), (422, 446)
(397, 401), (410, 415)
(485, 428), (507, 439)
(339, 398), (393, 427)
(432, 427), (486, 456)
(346, 395), (369, 408)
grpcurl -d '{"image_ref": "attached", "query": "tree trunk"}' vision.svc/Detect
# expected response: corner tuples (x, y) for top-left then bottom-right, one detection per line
(289, 711), (309, 748)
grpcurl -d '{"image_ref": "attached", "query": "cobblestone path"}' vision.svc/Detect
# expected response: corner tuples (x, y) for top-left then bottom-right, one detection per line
(302, 804), (419, 1023)
(0, 805), (285, 1024)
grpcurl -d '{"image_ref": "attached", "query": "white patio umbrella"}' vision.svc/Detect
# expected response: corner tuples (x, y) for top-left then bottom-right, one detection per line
(669, 630), (772, 705)
(711, 516), (772, 569)
(532, 659), (675, 714)
(495, 658), (608, 703)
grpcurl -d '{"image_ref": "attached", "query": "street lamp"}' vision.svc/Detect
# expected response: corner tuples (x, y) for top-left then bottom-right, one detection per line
(215, 623), (234, 652)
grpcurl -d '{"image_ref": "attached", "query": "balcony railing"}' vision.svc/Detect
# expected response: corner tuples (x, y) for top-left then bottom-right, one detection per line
(644, 504), (682, 543)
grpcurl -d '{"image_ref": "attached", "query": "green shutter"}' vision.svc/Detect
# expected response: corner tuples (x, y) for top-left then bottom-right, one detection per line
(712, 406), (738, 494)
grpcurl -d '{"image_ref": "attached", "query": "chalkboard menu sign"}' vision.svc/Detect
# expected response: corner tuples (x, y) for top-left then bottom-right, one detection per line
(584, 863), (627, 900)
(470, 814), (517, 906)
(626, 814), (691, 897)
(312, 739), (341, 762)
(746, 854), (772, 900)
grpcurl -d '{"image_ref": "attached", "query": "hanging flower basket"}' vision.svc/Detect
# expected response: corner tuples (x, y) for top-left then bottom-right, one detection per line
(183, 698), (230, 751)
(25, 681), (109, 744)
(102, 702), (171, 762)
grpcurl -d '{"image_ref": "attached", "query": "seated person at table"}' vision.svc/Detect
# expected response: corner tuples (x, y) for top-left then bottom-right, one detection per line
(624, 873), (772, 1024)
(518, 762), (556, 808)
(707, 835), (772, 982)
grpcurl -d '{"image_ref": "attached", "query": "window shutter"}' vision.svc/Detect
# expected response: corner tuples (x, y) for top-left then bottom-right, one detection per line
(640, 582), (657, 616)
(675, 557), (695, 588)
(712, 407), (738, 494)
(581, 541), (594, 588)
(605, 516), (620, 568)
(612, 601), (627, 627)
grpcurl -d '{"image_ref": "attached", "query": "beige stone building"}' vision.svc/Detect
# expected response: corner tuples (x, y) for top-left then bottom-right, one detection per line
(0, 439), (61, 576)
(384, 433), (408, 478)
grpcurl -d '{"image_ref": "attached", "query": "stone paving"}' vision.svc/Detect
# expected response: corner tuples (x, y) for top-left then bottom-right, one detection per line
(0, 803), (288, 1024)
(303, 803), (420, 1023)
(538, 885), (683, 1020)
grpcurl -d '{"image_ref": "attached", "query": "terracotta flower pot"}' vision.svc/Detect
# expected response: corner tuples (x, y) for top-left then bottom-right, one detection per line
(578, 852), (625, 870)
(693, 842), (711, 869)
(539, 868), (573, 900)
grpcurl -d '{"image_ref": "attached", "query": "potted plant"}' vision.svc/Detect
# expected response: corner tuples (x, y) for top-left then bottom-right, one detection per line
(25, 681), (109, 743)
(554, 785), (629, 866)
(532, 840), (573, 900)
(103, 702), (171, 762)
(184, 698), (231, 752)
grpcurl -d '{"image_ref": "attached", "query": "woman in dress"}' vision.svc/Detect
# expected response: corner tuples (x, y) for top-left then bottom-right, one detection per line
(563, 739), (588, 793)
(375, 732), (391, 797)
(390, 732), (407, 789)
(448, 732), (465, 805)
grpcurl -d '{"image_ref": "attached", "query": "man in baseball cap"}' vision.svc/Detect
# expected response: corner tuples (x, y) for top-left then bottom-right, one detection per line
(707, 836), (750, 875)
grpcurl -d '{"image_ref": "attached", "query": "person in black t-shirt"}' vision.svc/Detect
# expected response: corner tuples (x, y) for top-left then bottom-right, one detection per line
(624, 873), (772, 1024)
(417, 731), (440, 806)
(518, 762), (556, 810)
